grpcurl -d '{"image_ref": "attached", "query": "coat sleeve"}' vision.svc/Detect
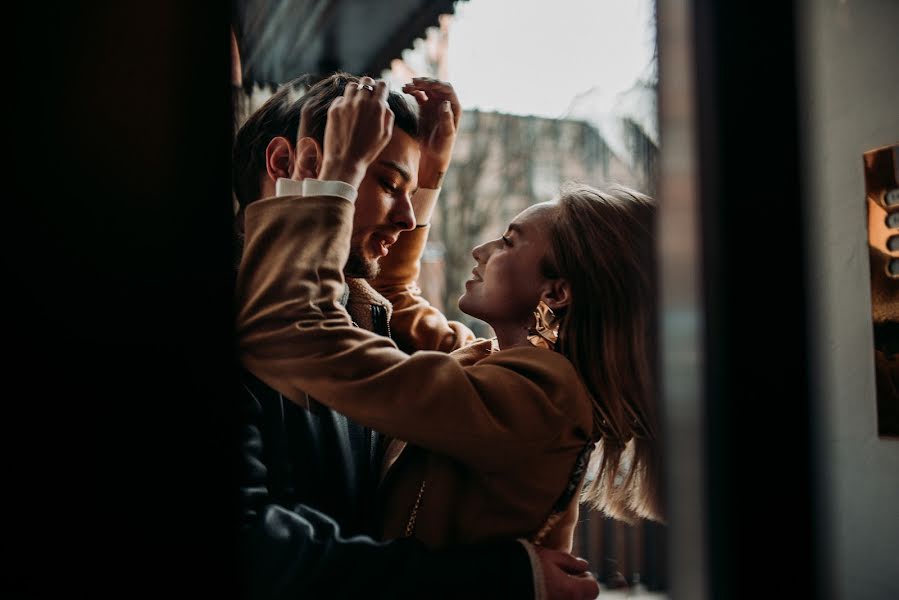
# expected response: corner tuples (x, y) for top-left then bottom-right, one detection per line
(236, 195), (587, 474)
(237, 380), (536, 599)
(371, 223), (478, 354)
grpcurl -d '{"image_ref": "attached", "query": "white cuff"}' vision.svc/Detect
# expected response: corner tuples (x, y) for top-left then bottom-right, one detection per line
(412, 187), (440, 226)
(275, 177), (358, 203)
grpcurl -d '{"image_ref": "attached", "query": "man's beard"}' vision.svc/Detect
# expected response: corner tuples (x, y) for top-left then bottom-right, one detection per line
(344, 243), (380, 279)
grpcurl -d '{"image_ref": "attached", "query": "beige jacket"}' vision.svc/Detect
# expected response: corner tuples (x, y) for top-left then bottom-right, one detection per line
(236, 194), (594, 550)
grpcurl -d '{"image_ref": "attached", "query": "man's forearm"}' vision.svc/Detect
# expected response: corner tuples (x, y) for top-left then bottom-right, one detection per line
(243, 510), (536, 600)
(237, 375), (537, 599)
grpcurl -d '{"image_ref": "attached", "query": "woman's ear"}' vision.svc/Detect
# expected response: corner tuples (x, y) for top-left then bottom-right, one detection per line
(541, 278), (571, 312)
(294, 137), (323, 180)
(264, 136), (295, 183)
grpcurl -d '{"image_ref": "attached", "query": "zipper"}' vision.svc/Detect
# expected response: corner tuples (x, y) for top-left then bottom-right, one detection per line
(370, 304), (390, 338)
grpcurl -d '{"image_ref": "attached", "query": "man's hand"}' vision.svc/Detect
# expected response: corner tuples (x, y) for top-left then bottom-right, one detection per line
(319, 76), (394, 189)
(536, 546), (600, 600)
(402, 77), (461, 189)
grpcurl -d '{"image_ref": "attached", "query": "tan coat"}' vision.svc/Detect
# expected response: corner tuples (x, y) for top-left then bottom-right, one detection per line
(236, 194), (594, 550)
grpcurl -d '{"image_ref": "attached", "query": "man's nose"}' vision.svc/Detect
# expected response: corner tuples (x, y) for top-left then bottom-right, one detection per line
(390, 193), (416, 231)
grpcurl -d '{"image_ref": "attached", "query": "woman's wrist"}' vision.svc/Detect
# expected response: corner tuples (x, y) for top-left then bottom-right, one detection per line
(319, 159), (367, 190)
(411, 188), (439, 226)
(418, 160), (449, 189)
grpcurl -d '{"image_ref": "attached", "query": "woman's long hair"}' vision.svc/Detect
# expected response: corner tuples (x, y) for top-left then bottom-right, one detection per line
(543, 183), (663, 523)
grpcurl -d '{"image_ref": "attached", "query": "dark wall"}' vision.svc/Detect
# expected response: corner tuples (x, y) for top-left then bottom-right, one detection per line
(9, 2), (240, 596)
(692, 1), (818, 598)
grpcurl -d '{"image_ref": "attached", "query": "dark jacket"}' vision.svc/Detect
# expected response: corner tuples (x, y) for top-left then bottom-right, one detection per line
(236, 283), (534, 599)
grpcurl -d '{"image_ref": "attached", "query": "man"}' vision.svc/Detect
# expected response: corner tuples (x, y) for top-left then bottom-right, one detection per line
(233, 72), (599, 599)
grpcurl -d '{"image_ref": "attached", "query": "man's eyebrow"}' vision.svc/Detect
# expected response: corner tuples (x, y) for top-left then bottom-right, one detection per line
(377, 160), (413, 183)
(507, 223), (525, 235)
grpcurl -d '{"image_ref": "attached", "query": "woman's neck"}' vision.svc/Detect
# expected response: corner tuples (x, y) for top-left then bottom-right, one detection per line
(491, 321), (531, 350)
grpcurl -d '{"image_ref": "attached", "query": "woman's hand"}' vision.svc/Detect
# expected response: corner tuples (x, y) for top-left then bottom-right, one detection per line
(402, 77), (461, 189)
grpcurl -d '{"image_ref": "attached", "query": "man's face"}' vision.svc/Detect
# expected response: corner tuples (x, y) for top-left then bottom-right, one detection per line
(345, 129), (420, 279)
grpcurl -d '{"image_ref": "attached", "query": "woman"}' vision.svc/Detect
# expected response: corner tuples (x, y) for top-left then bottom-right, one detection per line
(237, 182), (663, 551)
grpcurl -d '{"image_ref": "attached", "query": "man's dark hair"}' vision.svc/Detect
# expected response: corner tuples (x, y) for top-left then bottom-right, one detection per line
(232, 72), (419, 208)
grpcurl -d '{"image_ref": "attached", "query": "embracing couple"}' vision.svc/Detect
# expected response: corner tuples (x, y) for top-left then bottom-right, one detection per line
(233, 72), (663, 599)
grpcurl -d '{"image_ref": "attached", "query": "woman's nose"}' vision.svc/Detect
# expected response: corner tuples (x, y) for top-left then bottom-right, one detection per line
(471, 243), (484, 262)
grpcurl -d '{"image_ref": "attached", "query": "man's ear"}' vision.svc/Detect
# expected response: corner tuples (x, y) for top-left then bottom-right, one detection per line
(264, 136), (295, 183)
(294, 137), (323, 180)
(540, 278), (572, 312)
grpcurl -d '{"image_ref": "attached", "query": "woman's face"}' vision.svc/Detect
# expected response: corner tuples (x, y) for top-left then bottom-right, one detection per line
(459, 201), (559, 327)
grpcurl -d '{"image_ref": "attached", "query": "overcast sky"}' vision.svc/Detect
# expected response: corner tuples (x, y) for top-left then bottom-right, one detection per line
(445, 0), (655, 118)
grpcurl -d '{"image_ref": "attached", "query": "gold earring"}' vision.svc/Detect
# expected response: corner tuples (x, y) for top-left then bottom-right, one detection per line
(527, 301), (559, 350)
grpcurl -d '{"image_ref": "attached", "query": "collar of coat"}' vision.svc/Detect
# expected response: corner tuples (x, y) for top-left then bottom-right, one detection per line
(343, 277), (393, 331)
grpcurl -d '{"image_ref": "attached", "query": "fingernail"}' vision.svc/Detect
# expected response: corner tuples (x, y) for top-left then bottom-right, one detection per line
(443, 100), (451, 111)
